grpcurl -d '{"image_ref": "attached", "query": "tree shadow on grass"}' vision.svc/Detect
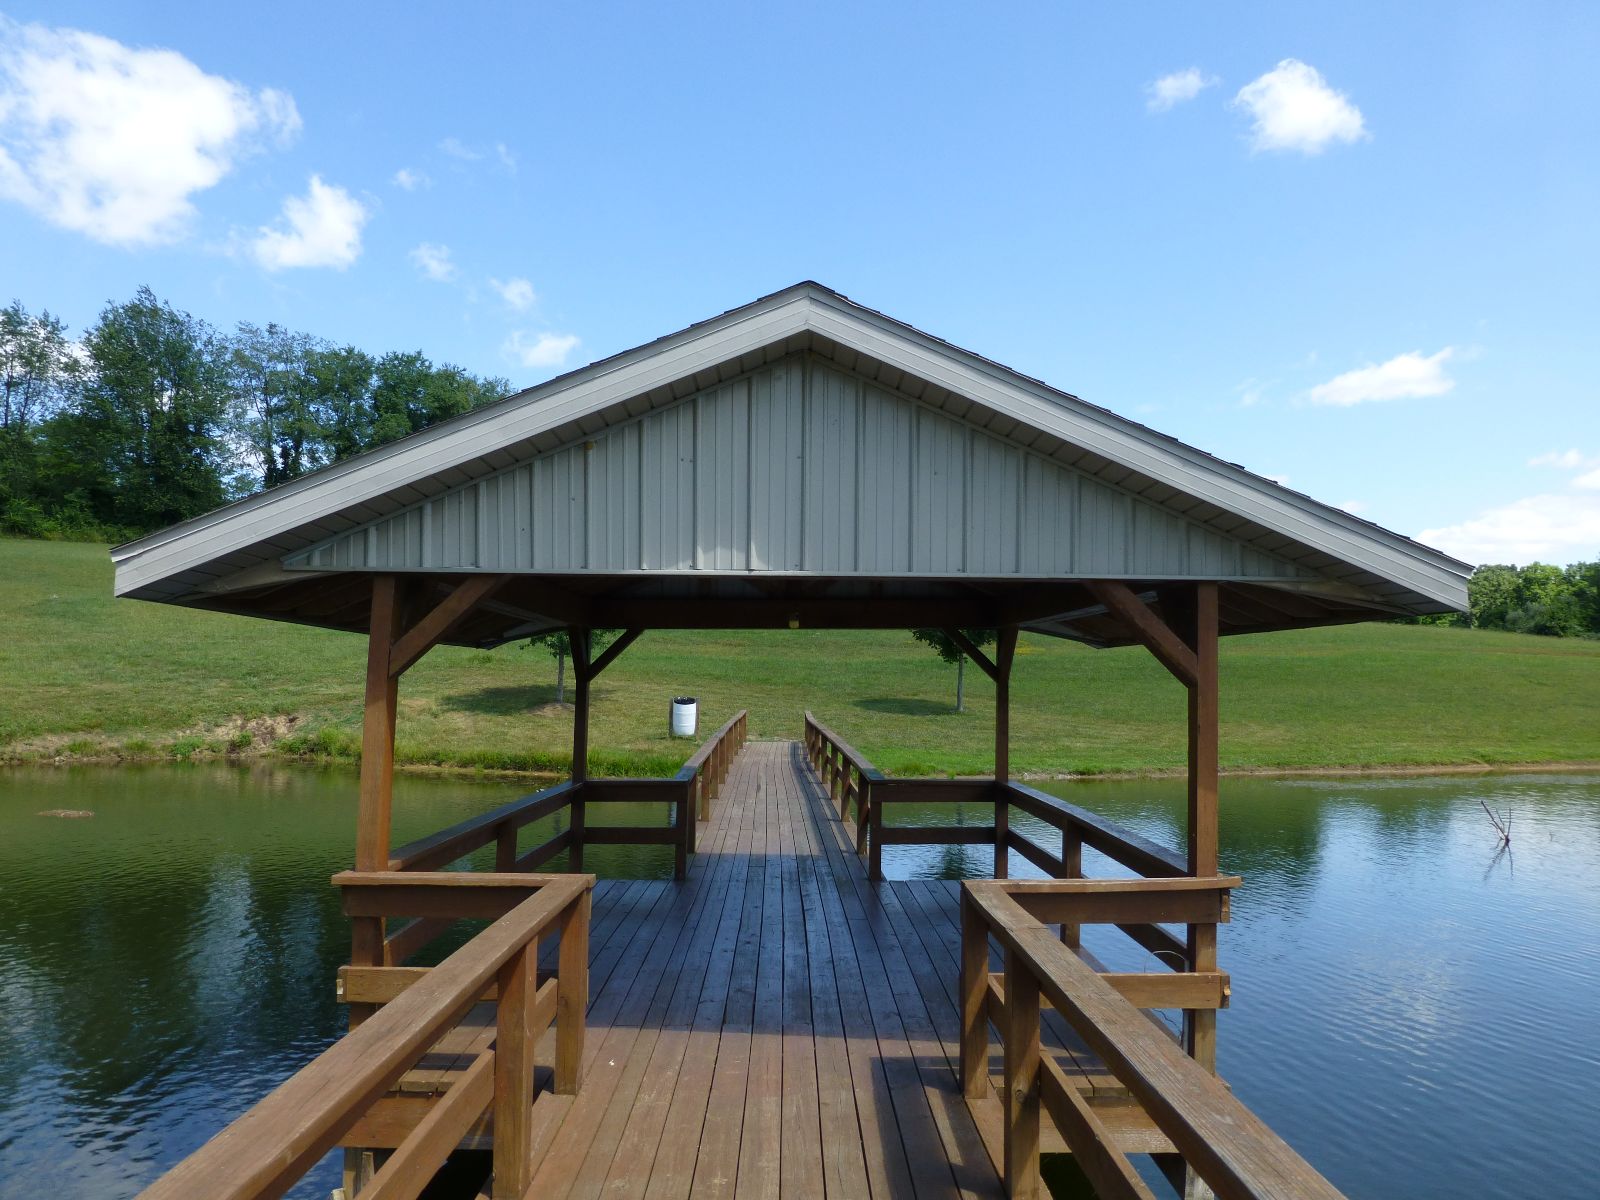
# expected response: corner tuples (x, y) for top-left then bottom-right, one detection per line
(439, 684), (566, 715)
(853, 697), (954, 716)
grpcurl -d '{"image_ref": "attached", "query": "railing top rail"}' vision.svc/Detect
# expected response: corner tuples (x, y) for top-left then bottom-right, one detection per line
(1006, 781), (1190, 878)
(965, 880), (1344, 1200)
(138, 875), (592, 1200)
(388, 780), (578, 871)
(803, 711), (886, 780)
(676, 708), (748, 777)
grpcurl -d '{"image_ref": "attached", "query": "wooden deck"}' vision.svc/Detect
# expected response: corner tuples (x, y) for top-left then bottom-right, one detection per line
(496, 738), (1159, 1200)
(514, 738), (1001, 1198)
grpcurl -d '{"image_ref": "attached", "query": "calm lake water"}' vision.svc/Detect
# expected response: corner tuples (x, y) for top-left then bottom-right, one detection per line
(0, 759), (1595, 1199)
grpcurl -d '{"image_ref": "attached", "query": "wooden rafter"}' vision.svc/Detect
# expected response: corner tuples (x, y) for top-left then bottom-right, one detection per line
(388, 575), (509, 678)
(1086, 582), (1198, 686)
(580, 627), (644, 682)
(943, 627), (1000, 682)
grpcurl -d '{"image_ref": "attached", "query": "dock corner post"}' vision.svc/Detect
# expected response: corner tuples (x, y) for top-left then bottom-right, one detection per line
(569, 628), (591, 872)
(993, 626), (1018, 880)
(555, 887), (591, 1095)
(1002, 944), (1042, 1199)
(675, 788), (690, 880)
(960, 891), (990, 1100)
(492, 940), (538, 1200)
(1182, 582), (1220, 1074)
(854, 777), (871, 858)
(868, 785), (884, 881)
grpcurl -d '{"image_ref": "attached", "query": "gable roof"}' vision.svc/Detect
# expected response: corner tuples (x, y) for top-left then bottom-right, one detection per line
(110, 282), (1469, 645)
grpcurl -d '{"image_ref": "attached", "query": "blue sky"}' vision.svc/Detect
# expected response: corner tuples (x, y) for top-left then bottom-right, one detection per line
(2, 2), (1597, 564)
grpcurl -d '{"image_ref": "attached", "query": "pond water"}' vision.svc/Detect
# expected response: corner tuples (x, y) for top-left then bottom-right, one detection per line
(0, 761), (1595, 1199)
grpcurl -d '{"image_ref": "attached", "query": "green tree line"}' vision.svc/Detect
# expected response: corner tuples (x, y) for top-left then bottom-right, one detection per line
(1430, 561), (1600, 638)
(0, 290), (507, 541)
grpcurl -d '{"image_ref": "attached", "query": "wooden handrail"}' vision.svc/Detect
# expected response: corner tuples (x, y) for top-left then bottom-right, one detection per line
(1005, 782), (1189, 878)
(139, 875), (593, 1200)
(388, 781), (578, 871)
(962, 880), (1343, 1200)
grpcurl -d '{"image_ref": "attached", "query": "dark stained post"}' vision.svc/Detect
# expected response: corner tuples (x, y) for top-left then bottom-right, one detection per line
(569, 628), (591, 871)
(1184, 583), (1220, 1074)
(993, 626), (1018, 878)
(355, 575), (401, 873)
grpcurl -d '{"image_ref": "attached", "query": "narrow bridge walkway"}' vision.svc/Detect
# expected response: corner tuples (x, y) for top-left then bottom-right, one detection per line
(524, 738), (1007, 1199)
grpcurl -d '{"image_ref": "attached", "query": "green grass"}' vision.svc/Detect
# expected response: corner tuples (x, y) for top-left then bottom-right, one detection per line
(4, 537), (1599, 777)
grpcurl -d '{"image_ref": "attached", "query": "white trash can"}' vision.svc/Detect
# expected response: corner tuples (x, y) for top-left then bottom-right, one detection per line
(670, 696), (699, 737)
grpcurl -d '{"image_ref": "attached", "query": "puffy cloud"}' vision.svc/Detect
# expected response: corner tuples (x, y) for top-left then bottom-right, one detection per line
(1576, 468), (1600, 491)
(1307, 348), (1455, 407)
(0, 16), (299, 245)
(409, 242), (456, 282)
(250, 176), (368, 271)
(1232, 59), (1366, 154)
(490, 276), (536, 311)
(1419, 494), (1600, 564)
(504, 330), (579, 369)
(392, 167), (429, 190)
(1146, 67), (1217, 113)
(438, 136), (479, 161)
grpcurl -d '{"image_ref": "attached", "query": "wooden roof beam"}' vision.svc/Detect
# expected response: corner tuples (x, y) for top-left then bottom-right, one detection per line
(1085, 581), (1198, 687)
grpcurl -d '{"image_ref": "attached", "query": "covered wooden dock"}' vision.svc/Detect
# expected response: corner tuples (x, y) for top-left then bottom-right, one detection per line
(117, 283), (1470, 1199)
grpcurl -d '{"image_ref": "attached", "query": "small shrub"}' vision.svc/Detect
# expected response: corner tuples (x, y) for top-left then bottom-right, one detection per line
(170, 736), (205, 760)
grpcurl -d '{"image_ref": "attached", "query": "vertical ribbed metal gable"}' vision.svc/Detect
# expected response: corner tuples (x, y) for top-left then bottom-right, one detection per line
(283, 356), (1323, 581)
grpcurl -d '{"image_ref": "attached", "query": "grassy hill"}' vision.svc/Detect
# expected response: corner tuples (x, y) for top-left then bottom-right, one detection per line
(4, 538), (1598, 777)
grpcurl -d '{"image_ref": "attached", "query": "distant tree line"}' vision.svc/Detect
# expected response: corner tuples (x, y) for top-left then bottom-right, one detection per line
(1421, 561), (1600, 639)
(0, 290), (508, 541)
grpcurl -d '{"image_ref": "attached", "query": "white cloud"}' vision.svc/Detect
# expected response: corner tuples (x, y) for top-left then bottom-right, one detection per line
(0, 17), (300, 245)
(439, 136), (479, 161)
(504, 330), (579, 369)
(495, 142), (517, 173)
(1307, 348), (1455, 407)
(490, 276), (536, 310)
(392, 167), (429, 190)
(1528, 449), (1592, 470)
(1419, 494), (1600, 564)
(1576, 468), (1600, 491)
(250, 175), (368, 271)
(409, 242), (456, 282)
(1232, 59), (1367, 154)
(1146, 67), (1217, 113)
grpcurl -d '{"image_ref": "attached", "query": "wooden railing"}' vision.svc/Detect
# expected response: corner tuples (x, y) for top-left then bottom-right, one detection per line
(138, 874), (593, 1200)
(962, 878), (1344, 1200)
(384, 710), (747, 885)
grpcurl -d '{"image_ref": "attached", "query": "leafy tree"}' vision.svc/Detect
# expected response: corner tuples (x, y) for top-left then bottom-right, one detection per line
(230, 322), (320, 488)
(1466, 564), (1520, 629)
(1, 301), (79, 433)
(49, 288), (232, 531)
(306, 344), (378, 462)
(909, 628), (997, 713)
(371, 351), (507, 447)
(525, 628), (623, 704)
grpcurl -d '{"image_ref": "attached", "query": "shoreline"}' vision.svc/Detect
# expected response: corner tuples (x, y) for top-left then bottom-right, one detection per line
(4, 739), (1597, 786)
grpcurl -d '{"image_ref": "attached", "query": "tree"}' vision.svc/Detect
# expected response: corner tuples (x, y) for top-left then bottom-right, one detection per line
(525, 628), (623, 704)
(306, 344), (377, 462)
(1, 301), (79, 434)
(909, 628), (997, 713)
(230, 322), (321, 488)
(1466, 564), (1519, 629)
(371, 351), (507, 448)
(50, 288), (232, 532)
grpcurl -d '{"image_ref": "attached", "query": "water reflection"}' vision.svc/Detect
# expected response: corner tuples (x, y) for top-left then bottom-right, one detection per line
(1, 764), (1596, 1199)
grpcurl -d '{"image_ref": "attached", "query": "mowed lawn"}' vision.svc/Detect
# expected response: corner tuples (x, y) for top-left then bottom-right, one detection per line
(4, 538), (1599, 777)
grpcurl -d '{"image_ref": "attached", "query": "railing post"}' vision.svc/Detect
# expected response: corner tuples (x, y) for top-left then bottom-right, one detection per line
(494, 823), (517, 872)
(960, 891), (989, 1099)
(675, 789), (690, 880)
(868, 785), (883, 881)
(1061, 827), (1083, 949)
(854, 776), (871, 858)
(492, 940), (537, 1200)
(1003, 945), (1042, 1200)
(695, 769), (709, 822)
(556, 887), (590, 1094)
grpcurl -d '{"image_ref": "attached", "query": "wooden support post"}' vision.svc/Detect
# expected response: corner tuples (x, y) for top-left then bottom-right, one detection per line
(674, 788), (689, 880)
(960, 892), (990, 1100)
(868, 788), (884, 882)
(492, 941), (538, 1200)
(993, 626), (1018, 879)
(356, 576), (401, 873)
(494, 824), (517, 872)
(555, 888), (590, 1094)
(1061, 828), (1083, 949)
(855, 777), (871, 858)
(1177, 583), (1221, 1075)
(569, 629), (590, 871)
(1003, 945), (1042, 1199)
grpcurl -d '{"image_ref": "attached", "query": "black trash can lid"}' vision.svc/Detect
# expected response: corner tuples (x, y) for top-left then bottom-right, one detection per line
(672, 696), (697, 705)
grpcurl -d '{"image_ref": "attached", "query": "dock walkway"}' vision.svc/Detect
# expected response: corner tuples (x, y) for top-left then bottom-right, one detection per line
(526, 738), (1006, 1199)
